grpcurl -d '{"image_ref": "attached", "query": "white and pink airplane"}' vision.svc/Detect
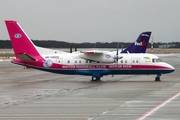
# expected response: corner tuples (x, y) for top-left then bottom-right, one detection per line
(5, 20), (174, 81)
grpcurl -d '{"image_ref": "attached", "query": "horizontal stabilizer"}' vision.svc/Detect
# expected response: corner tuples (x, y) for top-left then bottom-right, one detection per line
(18, 53), (37, 62)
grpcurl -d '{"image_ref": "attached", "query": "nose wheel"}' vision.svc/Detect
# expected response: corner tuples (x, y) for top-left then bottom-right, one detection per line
(155, 76), (161, 81)
(155, 74), (161, 81)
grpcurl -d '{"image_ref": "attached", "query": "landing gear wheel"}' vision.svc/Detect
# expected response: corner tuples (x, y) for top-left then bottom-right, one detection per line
(91, 76), (101, 81)
(155, 76), (161, 81)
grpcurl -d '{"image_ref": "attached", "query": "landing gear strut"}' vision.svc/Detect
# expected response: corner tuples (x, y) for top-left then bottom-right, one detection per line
(155, 74), (161, 81)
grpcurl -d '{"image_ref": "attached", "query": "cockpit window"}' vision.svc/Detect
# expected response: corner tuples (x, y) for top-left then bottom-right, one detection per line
(156, 58), (162, 62)
(152, 58), (163, 63)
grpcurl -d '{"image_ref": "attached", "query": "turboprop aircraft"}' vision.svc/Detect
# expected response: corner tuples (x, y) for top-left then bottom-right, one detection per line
(5, 20), (174, 81)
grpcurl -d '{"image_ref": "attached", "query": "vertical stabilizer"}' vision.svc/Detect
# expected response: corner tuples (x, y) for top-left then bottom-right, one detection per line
(121, 32), (151, 53)
(5, 20), (40, 58)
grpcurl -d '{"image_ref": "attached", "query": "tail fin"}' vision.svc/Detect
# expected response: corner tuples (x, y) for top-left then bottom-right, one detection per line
(121, 31), (151, 53)
(5, 20), (40, 59)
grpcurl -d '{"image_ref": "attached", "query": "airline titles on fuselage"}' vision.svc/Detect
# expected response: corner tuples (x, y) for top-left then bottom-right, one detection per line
(61, 64), (132, 69)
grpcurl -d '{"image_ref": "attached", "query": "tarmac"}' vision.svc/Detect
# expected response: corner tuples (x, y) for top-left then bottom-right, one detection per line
(0, 56), (179, 120)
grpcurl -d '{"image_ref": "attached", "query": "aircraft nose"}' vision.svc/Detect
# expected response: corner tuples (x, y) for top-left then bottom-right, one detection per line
(167, 64), (175, 72)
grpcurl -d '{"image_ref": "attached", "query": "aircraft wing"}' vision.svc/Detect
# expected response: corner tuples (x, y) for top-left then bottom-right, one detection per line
(84, 50), (104, 55)
(79, 50), (122, 63)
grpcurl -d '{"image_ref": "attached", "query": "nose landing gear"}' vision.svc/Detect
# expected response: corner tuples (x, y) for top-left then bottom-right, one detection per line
(155, 74), (161, 81)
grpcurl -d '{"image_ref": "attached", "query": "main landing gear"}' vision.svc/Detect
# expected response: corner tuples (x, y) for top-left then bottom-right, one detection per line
(91, 76), (101, 81)
(155, 74), (161, 81)
(91, 71), (102, 81)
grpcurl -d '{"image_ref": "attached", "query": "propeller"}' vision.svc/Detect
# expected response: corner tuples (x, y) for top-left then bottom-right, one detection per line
(114, 43), (123, 63)
(116, 43), (119, 63)
(70, 44), (72, 53)
(75, 44), (77, 52)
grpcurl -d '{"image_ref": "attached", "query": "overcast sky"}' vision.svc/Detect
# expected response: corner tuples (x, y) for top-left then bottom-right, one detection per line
(0, 0), (180, 43)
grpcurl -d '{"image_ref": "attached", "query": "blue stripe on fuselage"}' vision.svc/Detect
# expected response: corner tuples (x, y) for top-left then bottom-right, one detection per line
(27, 66), (174, 76)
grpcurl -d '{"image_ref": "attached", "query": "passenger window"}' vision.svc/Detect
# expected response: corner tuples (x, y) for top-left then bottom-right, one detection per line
(133, 60), (135, 63)
(68, 60), (70, 63)
(121, 60), (123, 63)
(75, 60), (77, 63)
(79, 60), (81, 63)
(86, 60), (88, 63)
(125, 60), (127, 63)
(136, 60), (138, 63)
(157, 59), (162, 62)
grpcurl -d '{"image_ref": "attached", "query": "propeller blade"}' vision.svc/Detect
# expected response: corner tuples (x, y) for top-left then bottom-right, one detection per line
(116, 43), (119, 63)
